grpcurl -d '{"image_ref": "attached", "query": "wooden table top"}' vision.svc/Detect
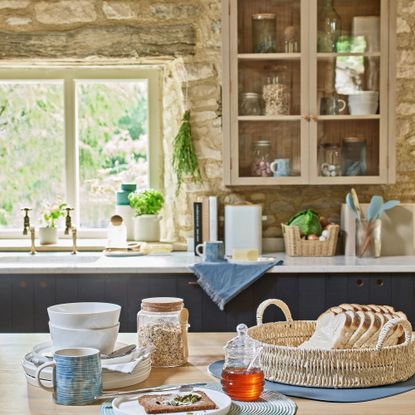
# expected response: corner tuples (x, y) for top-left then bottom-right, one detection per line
(1, 333), (415, 415)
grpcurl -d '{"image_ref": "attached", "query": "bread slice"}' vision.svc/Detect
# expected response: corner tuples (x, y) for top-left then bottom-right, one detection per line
(138, 391), (217, 414)
(300, 312), (352, 350)
(378, 305), (390, 313)
(365, 313), (387, 348)
(338, 304), (358, 312)
(341, 310), (360, 347)
(346, 310), (370, 347)
(383, 305), (396, 314)
(367, 304), (382, 313)
(353, 311), (381, 348)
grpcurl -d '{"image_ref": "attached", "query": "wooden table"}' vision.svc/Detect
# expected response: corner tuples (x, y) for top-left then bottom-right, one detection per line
(1, 333), (415, 415)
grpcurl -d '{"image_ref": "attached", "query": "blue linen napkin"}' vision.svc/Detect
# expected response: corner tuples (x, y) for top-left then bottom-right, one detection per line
(191, 260), (283, 310)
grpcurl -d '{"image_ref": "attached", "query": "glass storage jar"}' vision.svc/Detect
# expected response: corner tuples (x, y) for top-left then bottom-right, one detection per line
(251, 139), (272, 177)
(252, 14), (277, 53)
(341, 137), (367, 176)
(240, 92), (262, 116)
(221, 324), (264, 401)
(137, 297), (188, 367)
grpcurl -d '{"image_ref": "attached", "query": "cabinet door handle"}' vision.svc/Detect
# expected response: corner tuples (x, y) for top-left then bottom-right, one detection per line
(303, 115), (311, 121)
(19, 281), (28, 288)
(310, 115), (318, 122)
(188, 281), (199, 286)
(376, 279), (384, 287)
(356, 279), (364, 287)
(39, 281), (49, 288)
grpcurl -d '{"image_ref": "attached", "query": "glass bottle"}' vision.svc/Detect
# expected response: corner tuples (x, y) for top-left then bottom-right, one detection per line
(341, 137), (367, 176)
(317, 0), (341, 53)
(137, 297), (188, 367)
(251, 140), (272, 177)
(240, 92), (262, 116)
(252, 14), (277, 53)
(221, 324), (264, 401)
(320, 143), (341, 177)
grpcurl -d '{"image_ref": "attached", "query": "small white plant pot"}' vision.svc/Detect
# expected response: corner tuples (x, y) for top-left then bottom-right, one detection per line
(39, 227), (58, 245)
(134, 215), (161, 242)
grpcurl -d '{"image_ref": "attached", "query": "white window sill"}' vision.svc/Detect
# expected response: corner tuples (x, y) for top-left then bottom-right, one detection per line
(0, 238), (106, 252)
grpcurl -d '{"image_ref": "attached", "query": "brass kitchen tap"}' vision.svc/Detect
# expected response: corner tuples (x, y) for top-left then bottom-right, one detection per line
(21, 208), (32, 235)
(71, 227), (78, 255)
(30, 227), (37, 255)
(64, 207), (74, 235)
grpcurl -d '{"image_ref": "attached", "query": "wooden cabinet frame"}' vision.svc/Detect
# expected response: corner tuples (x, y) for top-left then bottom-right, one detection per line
(222, 0), (396, 186)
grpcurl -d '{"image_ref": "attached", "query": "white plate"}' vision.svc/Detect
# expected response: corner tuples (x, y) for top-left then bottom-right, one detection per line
(103, 251), (145, 257)
(228, 257), (276, 265)
(112, 388), (231, 415)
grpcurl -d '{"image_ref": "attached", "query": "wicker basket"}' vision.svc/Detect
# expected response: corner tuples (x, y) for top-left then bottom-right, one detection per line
(282, 223), (339, 256)
(247, 299), (415, 388)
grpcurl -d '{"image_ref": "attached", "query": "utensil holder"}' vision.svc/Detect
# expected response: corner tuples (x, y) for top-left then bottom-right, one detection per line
(356, 219), (381, 257)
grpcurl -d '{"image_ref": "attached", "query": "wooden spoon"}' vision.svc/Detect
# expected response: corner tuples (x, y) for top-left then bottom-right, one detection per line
(179, 308), (189, 360)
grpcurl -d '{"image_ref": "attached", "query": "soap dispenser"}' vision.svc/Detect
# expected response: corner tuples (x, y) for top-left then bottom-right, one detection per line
(221, 323), (264, 401)
(107, 215), (128, 250)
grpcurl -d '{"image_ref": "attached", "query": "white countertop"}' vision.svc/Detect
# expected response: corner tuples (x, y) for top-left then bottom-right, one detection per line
(0, 252), (415, 274)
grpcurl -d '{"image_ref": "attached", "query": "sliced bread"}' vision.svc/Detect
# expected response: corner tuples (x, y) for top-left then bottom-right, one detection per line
(353, 311), (381, 348)
(300, 312), (352, 350)
(346, 310), (370, 347)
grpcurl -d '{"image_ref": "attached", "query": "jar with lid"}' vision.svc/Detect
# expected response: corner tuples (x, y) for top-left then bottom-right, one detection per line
(137, 297), (188, 367)
(221, 324), (264, 401)
(251, 140), (272, 177)
(252, 14), (277, 53)
(320, 143), (341, 177)
(240, 92), (262, 116)
(106, 215), (127, 249)
(341, 137), (367, 176)
(263, 76), (290, 116)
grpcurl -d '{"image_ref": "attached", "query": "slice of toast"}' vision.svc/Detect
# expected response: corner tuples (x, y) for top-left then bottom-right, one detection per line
(353, 311), (381, 348)
(138, 391), (217, 414)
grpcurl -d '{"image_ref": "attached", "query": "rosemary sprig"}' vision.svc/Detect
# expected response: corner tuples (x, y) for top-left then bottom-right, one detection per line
(172, 110), (202, 194)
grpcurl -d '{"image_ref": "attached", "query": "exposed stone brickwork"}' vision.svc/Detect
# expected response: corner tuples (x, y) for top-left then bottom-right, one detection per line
(0, 0), (413, 242)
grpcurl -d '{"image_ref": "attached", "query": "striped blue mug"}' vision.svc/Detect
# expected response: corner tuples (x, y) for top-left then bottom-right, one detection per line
(35, 348), (102, 405)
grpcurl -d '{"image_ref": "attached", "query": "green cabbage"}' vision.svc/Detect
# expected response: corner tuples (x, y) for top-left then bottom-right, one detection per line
(287, 209), (322, 237)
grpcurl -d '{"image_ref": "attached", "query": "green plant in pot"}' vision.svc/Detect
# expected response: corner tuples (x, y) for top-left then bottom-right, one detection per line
(129, 189), (164, 242)
(39, 203), (67, 245)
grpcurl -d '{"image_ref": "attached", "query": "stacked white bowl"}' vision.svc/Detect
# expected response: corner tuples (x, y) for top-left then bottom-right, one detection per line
(48, 302), (121, 354)
(348, 91), (379, 115)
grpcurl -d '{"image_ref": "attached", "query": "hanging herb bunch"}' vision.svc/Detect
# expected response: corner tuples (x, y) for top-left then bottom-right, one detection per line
(172, 109), (202, 194)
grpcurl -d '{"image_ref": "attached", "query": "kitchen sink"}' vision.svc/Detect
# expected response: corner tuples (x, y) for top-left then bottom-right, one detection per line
(0, 254), (101, 265)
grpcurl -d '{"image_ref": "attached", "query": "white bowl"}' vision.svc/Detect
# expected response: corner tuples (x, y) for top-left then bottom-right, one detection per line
(49, 322), (120, 354)
(48, 302), (121, 329)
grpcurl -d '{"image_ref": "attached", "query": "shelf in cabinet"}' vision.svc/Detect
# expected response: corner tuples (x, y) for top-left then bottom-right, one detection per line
(231, 176), (305, 186)
(238, 115), (301, 122)
(316, 115), (380, 121)
(238, 53), (301, 61)
(317, 52), (381, 58)
(312, 176), (385, 185)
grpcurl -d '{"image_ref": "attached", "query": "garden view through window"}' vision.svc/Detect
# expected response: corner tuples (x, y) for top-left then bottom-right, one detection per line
(0, 75), (150, 231)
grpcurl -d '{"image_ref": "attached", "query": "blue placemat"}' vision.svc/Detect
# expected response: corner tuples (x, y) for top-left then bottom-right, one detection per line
(100, 383), (297, 415)
(208, 360), (415, 403)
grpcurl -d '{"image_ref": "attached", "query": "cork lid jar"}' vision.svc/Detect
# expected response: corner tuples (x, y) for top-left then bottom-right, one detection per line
(137, 297), (188, 368)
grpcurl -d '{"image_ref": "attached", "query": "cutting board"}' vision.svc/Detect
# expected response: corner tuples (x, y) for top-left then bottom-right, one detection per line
(341, 203), (415, 256)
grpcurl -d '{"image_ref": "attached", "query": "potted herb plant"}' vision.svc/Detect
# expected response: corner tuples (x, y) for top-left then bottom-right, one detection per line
(129, 189), (164, 242)
(39, 203), (67, 245)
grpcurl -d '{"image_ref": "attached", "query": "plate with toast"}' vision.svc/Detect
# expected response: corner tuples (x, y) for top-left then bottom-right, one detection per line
(112, 388), (231, 415)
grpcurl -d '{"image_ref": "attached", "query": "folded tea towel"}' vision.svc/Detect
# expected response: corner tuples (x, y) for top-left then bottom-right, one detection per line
(191, 260), (283, 310)
(101, 351), (149, 374)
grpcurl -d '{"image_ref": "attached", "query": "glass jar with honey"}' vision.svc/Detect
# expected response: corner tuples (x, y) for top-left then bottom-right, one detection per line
(221, 323), (264, 401)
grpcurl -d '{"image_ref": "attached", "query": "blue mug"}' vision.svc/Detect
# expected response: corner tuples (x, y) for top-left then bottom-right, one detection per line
(35, 348), (102, 405)
(270, 158), (291, 177)
(196, 241), (225, 262)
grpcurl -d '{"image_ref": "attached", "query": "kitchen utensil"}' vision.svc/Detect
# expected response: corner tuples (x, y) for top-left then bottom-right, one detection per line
(179, 308), (189, 360)
(367, 196), (384, 222)
(95, 383), (208, 400)
(345, 193), (358, 220)
(111, 387), (231, 415)
(101, 344), (136, 360)
(49, 322), (120, 354)
(48, 302), (121, 330)
(36, 348), (102, 406)
(350, 188), (362, 222)
(195, 241), (225, 262)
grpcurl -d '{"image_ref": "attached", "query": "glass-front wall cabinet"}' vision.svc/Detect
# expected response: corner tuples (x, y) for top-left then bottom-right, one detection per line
(223, 0), (395, 185)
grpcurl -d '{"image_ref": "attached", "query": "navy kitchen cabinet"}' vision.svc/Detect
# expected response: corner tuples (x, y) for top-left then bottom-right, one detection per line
(1, 273), (415, 332)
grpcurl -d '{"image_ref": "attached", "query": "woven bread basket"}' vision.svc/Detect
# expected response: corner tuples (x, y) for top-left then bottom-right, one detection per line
(282, 223), (339, 256)
(247, 299), (415, 388)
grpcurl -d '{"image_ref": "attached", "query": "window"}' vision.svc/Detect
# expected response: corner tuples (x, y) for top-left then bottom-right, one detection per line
(0, 68), (161, 236)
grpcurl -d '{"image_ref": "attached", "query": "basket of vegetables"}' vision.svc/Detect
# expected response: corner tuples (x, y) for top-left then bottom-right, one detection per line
(282, 210), (339, 257)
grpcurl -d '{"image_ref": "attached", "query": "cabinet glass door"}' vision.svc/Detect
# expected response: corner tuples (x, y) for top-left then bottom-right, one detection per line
(310, 0), (388, 184)
(230, 0), (308, 184)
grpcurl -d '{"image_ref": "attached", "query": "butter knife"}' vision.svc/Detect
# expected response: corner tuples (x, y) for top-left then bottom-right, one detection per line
(95, 382), (208, 400)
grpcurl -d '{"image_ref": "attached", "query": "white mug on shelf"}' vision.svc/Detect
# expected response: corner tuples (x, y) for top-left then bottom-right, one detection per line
(348, 91), (379, 115)
(270, 158), (291, 177)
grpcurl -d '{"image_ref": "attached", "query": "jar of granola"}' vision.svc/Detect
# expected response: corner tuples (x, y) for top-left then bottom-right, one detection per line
(137, 297), (188, 367)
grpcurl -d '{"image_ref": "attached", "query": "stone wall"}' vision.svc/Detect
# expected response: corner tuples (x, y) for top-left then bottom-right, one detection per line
(0, 0), (414, 241)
